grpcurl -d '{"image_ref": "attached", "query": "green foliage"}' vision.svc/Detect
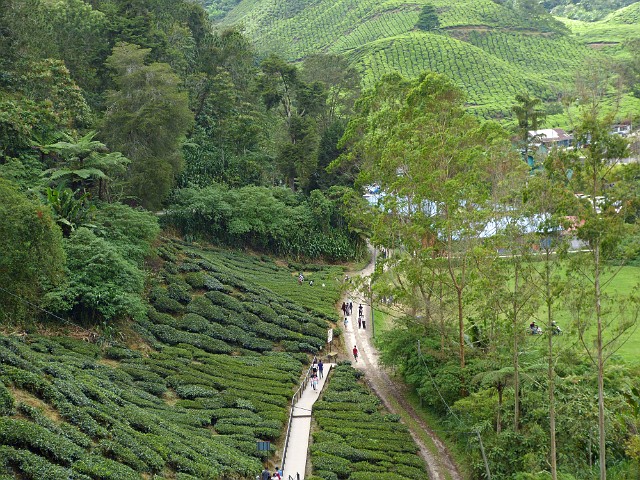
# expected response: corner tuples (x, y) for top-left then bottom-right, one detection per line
(44, 186), (96, 237)
(0, 237), (342, 479)
(46, 228), (147, 322)
(416, 5), (440, 31)
(40, 131), (130, 202)
(0, 178), (65, 322)
(102, 42), (194, 210)
(310, 365), (426, 479)
(545, 0), (638, 21)
(210, 0), (630, 119)
(165, 183), (361, 260)
(0, 384), (14, 415)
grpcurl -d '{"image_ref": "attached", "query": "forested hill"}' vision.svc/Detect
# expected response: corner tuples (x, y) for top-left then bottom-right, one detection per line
(207, 0), (640, 119)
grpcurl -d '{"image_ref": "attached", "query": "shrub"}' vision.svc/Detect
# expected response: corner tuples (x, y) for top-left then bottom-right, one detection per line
(348, 472), (411, 480)
(312, 454), (351, 477)
(0, 446), (73, 480)
(0, 418), (84, 465)
(0, 383), (13, 415)
(104, 346), (141, 360)
(167, 282), (192, 304)
(184, 271), (205, 288)
(205, 291), (245, 313)
(72, 455), (140, 480)
(150, 289), (184, 314)
(45, 228), (147, 322)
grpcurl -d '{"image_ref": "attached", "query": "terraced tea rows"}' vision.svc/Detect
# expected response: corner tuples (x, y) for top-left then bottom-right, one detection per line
(0, 241), (345, 479)
(213, 0), (639, 120)
(310, 365), (427, 480)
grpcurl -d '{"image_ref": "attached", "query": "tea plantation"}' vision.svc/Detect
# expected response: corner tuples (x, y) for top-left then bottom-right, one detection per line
(0, 240), (352, 479)
(211, 0), (640, 120)
(309, 365), (427, 480)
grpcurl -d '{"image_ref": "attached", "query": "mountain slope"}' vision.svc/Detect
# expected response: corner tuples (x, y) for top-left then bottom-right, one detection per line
(0, 242), (377, 479)
(211, 0), (639, 118)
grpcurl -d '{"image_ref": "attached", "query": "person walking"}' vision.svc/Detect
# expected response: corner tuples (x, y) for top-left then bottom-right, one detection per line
(311, 373), (318, 391)
(318, 360), (324, 379)
(362, 317), (366, 329)
(352, 345), (358, 362)
(261, 467), (271, 480)
(349, 301), (353, 315)
(358, 316), (362, 329)
(341, 302), (346, 315)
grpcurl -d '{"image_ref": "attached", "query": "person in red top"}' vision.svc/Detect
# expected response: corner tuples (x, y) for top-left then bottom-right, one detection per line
(352, 345), (358, 362)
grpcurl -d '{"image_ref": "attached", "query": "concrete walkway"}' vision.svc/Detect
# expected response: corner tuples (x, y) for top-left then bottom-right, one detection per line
(282, 363), (334, 480)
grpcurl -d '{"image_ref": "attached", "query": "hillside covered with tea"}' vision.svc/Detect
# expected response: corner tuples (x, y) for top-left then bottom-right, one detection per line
(208, 0), (640, 119)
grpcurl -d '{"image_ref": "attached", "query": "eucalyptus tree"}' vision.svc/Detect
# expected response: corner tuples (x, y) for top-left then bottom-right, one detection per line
(553, 67), (639, 480)
(336, 72), (522, 370)
(523, 171), (577, 480)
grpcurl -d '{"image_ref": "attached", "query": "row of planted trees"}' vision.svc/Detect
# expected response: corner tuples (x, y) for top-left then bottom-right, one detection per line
(334, 68), (640, 478)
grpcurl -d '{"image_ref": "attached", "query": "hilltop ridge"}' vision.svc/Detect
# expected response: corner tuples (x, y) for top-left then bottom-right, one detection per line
(208, 0), (640, 119)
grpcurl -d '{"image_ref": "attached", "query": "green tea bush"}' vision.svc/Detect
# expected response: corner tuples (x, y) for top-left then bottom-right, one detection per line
(205, 290), (245, 313)
(186, 296), (229, 323)
(310, 365), (426, 479)
(72, 454), (140, 480)
(149, 324), (233, 354)
(175, 384), (219, 399)
(313, 454), (352, 477)
(0, 446), (74, 480)
(0, 418), (84, 465)
(315, 471), (339, 480)
(104, 346), (141, 360)
(16, 404), (91, 448)
(167, 282), (192, 304)
(0, 366), (60, 403)
(0, 345), (38, 372)
(0, 383), (13, 415)
(150, 289), (184, 314)
(183, 271), (205, 288)
(348, 472), (412, 480)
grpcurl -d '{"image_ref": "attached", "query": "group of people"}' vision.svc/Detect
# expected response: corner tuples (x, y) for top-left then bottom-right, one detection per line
(260, 294), (367, 477)
(310, 358), (324, 391)
(260, 466), (283, 480)
(529, 321), (562, 335)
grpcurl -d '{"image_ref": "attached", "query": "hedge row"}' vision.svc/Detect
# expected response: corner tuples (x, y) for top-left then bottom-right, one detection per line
(310, 365), (426, 480)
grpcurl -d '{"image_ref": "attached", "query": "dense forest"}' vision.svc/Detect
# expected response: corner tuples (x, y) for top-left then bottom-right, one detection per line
(0, 0), (368, 325)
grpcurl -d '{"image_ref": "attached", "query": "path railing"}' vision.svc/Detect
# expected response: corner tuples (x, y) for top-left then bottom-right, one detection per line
(281, 362), (315, 472)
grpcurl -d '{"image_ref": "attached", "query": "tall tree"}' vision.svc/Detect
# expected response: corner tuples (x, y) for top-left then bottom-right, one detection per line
(337, 72), (523, 370)
(512, 92), (546, 163)
(559, 66), (639, 480)
(258, 54), (324, 191)
(102, 42), (193, 209)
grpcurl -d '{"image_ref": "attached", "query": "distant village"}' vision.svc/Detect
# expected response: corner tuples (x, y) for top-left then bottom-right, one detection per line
(528, 121), (639, 163)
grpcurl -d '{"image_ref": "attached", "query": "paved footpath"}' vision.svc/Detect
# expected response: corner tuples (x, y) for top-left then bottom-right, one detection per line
(282, 363), (334, 480)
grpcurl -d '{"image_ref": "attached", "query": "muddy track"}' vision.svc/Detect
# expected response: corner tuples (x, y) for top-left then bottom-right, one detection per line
(341, 251), (462, 480)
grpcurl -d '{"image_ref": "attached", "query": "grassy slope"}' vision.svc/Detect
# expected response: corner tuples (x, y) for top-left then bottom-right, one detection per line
(0, 241), (356, 479)
(213, 0), (640, 119)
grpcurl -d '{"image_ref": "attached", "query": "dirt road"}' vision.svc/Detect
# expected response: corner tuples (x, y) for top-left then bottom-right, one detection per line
(341, 251), (463, 480)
